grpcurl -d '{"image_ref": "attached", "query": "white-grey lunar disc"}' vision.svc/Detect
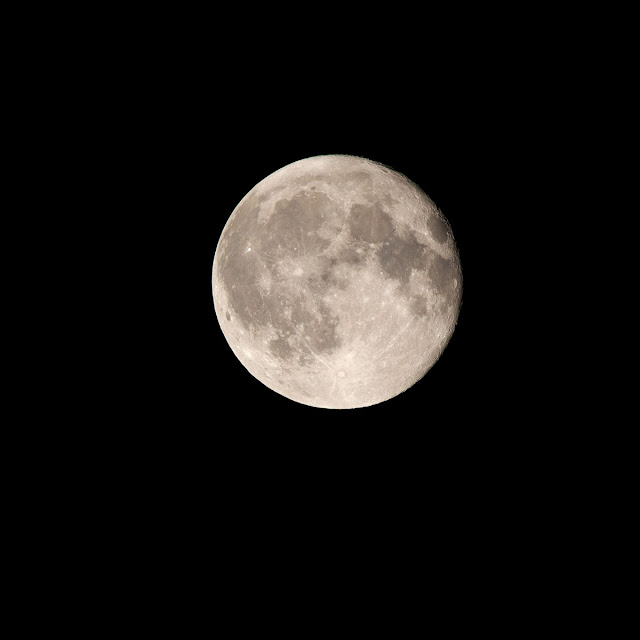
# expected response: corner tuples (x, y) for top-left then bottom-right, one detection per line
(212, 155), (462, 409)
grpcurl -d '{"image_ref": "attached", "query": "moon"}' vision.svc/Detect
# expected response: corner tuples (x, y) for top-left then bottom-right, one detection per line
(212, 155), (462, 409)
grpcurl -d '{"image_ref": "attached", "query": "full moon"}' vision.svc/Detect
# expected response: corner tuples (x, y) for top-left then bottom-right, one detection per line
(212, 155), (462, 409)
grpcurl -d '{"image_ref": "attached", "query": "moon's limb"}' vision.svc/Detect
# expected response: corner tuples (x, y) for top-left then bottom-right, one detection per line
(212, 155), (462, 409)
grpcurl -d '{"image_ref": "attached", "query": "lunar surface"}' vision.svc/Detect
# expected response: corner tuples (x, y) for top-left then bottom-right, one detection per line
(212, 155), (462, 409)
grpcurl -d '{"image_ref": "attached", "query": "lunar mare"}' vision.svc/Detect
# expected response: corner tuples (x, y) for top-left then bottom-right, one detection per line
(212, 155), (462, 409)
